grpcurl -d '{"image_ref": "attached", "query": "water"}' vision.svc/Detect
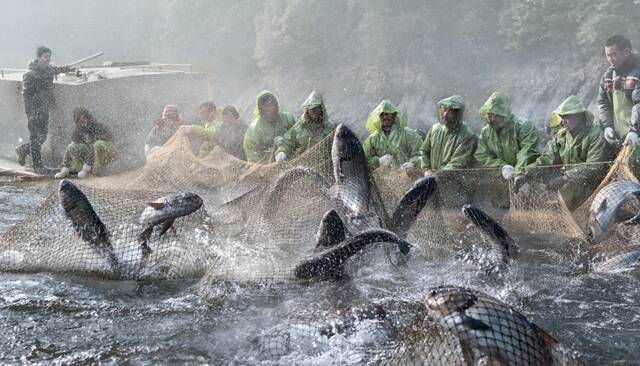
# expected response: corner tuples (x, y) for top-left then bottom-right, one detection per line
(0, 186), (638, 365)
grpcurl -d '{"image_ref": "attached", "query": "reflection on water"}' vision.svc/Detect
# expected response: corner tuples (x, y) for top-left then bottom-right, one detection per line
(0, 186), (638, 364)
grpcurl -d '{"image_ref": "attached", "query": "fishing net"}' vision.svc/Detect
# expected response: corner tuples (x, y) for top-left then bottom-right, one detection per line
(1, 130), (634, 282)
(0, 126), (636, 364)
(377, 291), (583, 366)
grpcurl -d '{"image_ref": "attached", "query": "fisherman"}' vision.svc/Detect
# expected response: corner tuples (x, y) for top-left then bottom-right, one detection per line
(54, 108), (117, 179)
(178, 101), (221, 157)
(275, 90), (335, 162)
(418, 95), (477, 175)
(145, 104), (183, 156)
(213, 106), (247, 160)
(362, 100), (422, 171)
(243, 90), (296, 163)
(598, 35), (640, 149)
(16, 46), (75, 174)
(515, 96), (611, 211)
(474, 92), (539, 181)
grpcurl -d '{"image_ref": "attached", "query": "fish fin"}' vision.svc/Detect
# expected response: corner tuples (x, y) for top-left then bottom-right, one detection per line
(315, 210), (346, 250)
(146, 201), (165, 209)
(158, 219), (175, 237)
(532, 323), (558, 349)
(138, 226), (153, 249)
(596, 198), (607, 214)
(461, 314), (492, 331)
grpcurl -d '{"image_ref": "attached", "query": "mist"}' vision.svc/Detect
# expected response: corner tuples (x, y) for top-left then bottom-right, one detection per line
(2, 0), (639, 135)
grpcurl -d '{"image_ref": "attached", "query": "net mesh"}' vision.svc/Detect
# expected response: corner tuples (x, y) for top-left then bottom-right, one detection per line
(1, 131), (637, 363)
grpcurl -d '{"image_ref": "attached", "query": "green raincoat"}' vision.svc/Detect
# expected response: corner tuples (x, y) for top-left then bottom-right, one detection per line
(474, 92), (539, 176)
(418, 95), (477, 171)
(527, 95), (611, 210)
(243, 90), (297, 163)
(191, 116), (222, 158)
(362, 100), (422, 170)
(276, 90), (335, 158)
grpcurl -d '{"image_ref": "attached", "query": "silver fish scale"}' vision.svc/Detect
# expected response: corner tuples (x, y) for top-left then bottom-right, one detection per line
(430, 290), (553, 365)
(590, 180), (640, 220)
(593, 246), (640, 273)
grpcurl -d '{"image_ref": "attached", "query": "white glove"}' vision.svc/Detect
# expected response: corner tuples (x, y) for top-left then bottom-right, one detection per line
(378, 154), (392, 166)
(501, 164), (514, 180)
(273, 136), (284, 146)
(400, 162), (415, 170)
(179, 125), (192, 135)
(275, 151), (287, 162)
(624, 131), (639, 146)
(54, 167), (70, 179)
(603, 127), (618, 145)
(77, 164), (92, 179)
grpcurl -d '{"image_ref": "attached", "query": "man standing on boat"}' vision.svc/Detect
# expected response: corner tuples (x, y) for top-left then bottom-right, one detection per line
(16, 46), (75, 174)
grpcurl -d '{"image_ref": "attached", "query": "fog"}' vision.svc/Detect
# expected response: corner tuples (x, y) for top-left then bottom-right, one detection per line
(2, 0), (639, 134)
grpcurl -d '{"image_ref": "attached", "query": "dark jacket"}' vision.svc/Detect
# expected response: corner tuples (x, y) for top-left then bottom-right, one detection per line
(72, 120), (113, 145)
(146, 118), (179, 148)
(215, 120), (247, 160)
(597, 53), (640, 132)
(22, 60), (71, 115)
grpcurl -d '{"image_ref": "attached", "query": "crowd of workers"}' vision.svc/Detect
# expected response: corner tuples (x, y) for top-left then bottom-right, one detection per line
(16, 35), (640, 210)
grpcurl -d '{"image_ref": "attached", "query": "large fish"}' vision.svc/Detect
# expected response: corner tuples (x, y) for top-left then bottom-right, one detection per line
(389, 176), (437, 239)
(138, 192), (204, 261)
(294, 229), (412, 280)
(58, 179), (118, 270)
(592, 246), (640, 273)
(423, 286), (557, 366)
(587, 180), (640, 244)
(462, 204), (518, 261)
(331, 124), (371, 218)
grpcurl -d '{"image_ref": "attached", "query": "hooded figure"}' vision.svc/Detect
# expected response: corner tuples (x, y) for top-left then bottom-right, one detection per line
(362, 100), (422, 170)
(521, 95), (612, 210)
(418, 95), (477, 172)
(275, 90), (335, 161)
(474, 92), (540, 179)
(243, 90), (296, 163)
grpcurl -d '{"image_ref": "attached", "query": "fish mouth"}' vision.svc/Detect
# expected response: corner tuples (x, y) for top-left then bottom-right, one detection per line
(58, 179), (74, 191)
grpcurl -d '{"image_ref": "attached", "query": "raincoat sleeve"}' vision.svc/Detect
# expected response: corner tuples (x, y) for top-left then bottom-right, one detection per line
(564, 132), (608, 182)
(363, 135), (381, 170)
(598, 70), (614, 130)
(417, 127), (433, 170)
(191, 124), (215, 141)
(243, 124), (262, 163)
(441, 133), (477, 170)
(514, 120), (539, 176)
(630, 83), (640, 132)
(474, 129), (508, 168)
(525, 138), (560, 180)
(276, 124), (298, 156)
(407, 129), (424, 166)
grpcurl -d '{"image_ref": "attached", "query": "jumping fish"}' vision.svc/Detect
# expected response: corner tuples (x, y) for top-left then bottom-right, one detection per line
(587, 180), (640, 244)
(423, 285), (557, 366)
(462, 204), (518, 261)
(389, 176), (437, 240)
(138, 192), (204, 261)
(331, 124), (372, 218)
(294, 229), (412, 280)
(58, 179), (118, 270)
